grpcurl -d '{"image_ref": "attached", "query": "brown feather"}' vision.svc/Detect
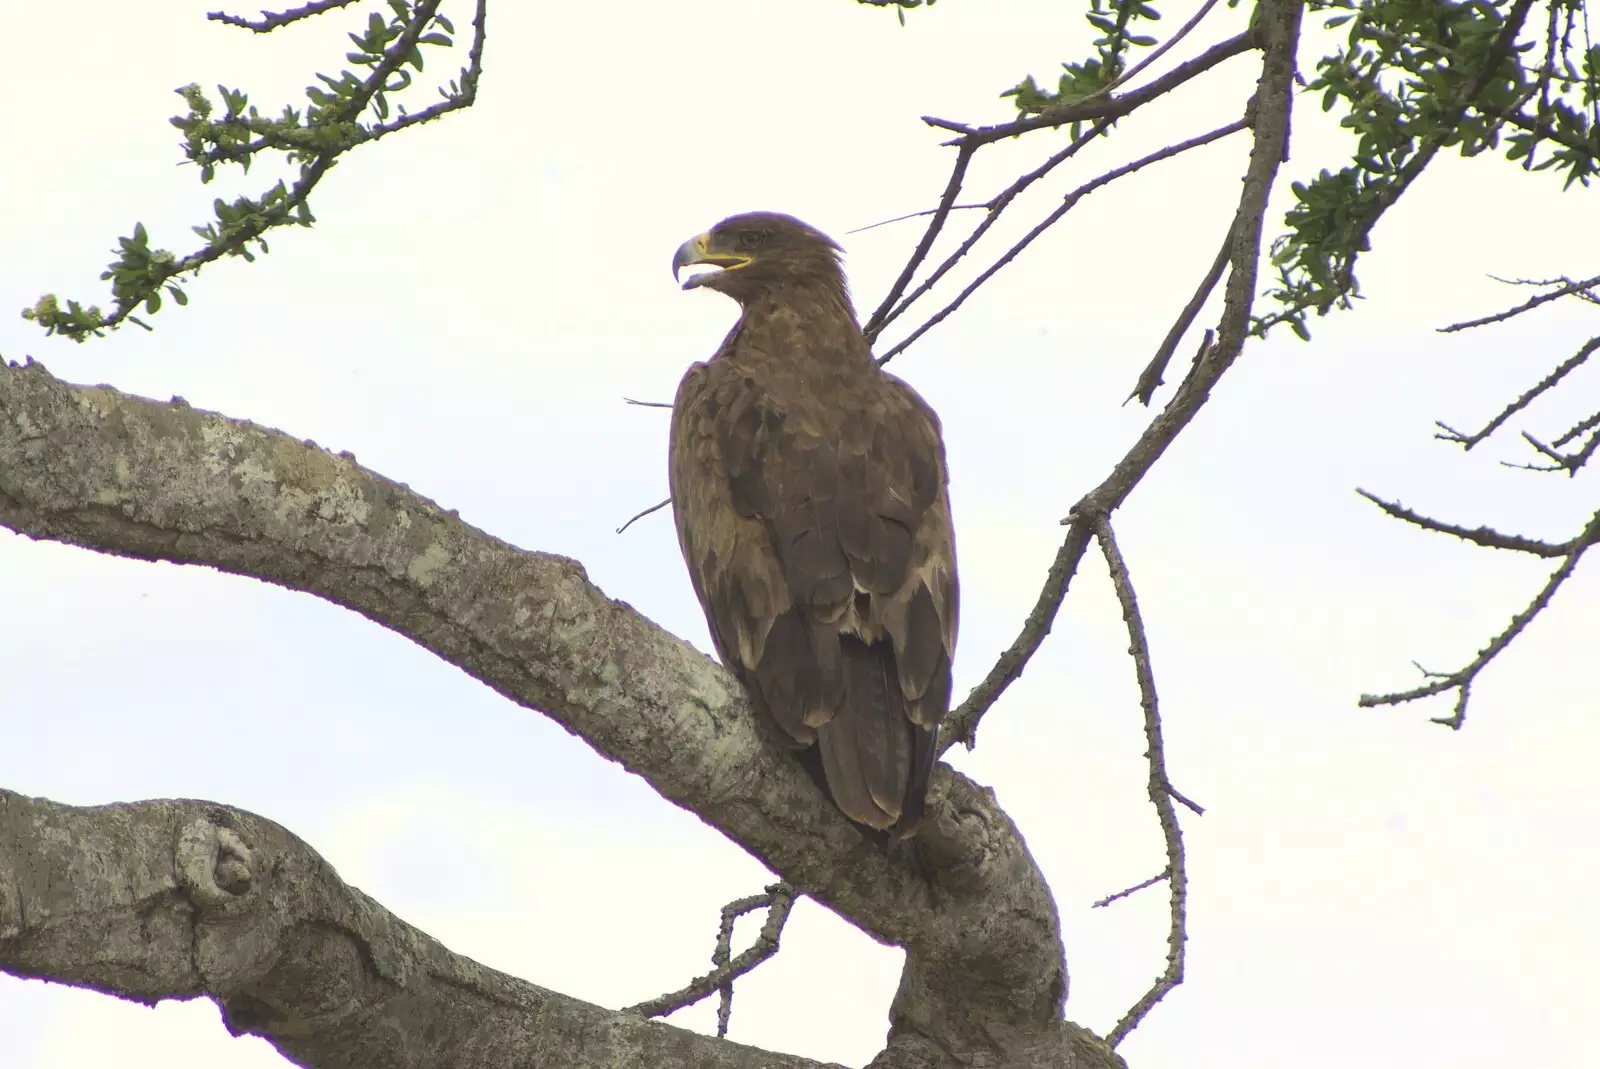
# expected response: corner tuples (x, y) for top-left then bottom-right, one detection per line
(668, 212), (959, 836)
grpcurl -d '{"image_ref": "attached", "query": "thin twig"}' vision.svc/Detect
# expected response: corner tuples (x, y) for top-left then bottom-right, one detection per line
(1097, 517), (1189, 1050)
(625, 882), (796, 1037)
(847, 203), (986, 235)
(1128, 229), (1233, 405)
(876, 117), (1249, 365)
(208, 0), (359, 31)
(1359, 506), (1600, 728)
(616, 497), (671, 535)
(1093, 869), (1170, 909)
(1435, 336), (1600, 449)
(624, 397), (673, 408)
(1355, 490), (1575, 557)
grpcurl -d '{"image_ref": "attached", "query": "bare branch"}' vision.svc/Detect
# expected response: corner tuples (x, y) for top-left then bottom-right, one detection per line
(877, 116), (1250, 365)
(932, 29), (1260, 148)
(627, 883), (796, 1037)
(1359, 506), (1600, 728)
(1435, 336), (1600, 449)
(1355, 490), (1576, 557)
(1092, 870), (1171, 910)
(624, 397), (673, 408)
(943, 0), (1301, 752)
(0, 791), (829, 1069)
(870, 119), (1114, 346)
(1129, 227), (1232, 406)
(1518, 417), (1600, 475)
(208, 0), (359, 32)
(939, 522), (1096, 754)
(1096, 518), (1191, 1049)
(861, 143), (976, 340)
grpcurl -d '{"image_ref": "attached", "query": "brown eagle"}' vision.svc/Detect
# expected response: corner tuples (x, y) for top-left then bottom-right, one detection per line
(668, 211), (959, 835)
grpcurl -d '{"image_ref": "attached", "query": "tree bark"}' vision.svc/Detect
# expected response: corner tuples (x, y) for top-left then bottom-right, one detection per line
(0, 789), (836, 1069)
(0, 357), (1107, 1068)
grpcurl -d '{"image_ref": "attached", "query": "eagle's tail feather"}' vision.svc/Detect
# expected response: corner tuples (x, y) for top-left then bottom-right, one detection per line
(816, 636), (912, 830)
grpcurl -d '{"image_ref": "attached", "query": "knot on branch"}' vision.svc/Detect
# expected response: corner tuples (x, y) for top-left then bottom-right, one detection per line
(176, 817), (257, 910)
(918, 777), (1003, 892)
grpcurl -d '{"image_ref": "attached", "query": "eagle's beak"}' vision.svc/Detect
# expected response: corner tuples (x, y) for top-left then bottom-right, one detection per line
(672, 232), (752, 289)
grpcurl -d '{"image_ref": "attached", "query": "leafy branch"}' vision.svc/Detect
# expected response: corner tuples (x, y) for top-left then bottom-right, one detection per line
(24, 0), (487, 342)
(1255, 0), (1600, 341)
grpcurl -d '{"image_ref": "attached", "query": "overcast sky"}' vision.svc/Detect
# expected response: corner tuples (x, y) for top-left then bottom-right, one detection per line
(3, 2), (1597, 1067)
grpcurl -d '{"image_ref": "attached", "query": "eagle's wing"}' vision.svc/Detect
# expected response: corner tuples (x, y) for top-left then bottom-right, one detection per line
(670, 357), (958, 833)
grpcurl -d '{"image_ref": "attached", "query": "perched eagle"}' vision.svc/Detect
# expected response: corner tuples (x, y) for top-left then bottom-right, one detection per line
(668, 212), (959, 835)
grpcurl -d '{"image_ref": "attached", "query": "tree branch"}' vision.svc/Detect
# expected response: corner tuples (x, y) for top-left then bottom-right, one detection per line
(1438, 272), (1600, 333)
(1355, 490), (1578, 557)
(626, 883), (796, 1037)
(1435, 336), (1600, 450)
(942, 0), (1302, 752)
(0, 358), (1096, 1067)
(0, 790), (831, 1069)
(1359, 506), (1600, 728)
(930, 29), (1259, 148)
(1095, 519), (1190, 1049)
(208, 0), (361, 32)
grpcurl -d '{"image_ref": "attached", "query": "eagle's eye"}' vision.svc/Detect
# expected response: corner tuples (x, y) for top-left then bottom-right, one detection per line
(737, 230), (765, 251)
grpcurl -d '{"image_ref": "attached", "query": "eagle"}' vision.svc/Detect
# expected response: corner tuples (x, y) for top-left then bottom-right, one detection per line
(668, 211), (959, 835)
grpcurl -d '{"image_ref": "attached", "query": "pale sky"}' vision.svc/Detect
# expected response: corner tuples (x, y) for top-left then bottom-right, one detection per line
(2, 2), (1597, 1067)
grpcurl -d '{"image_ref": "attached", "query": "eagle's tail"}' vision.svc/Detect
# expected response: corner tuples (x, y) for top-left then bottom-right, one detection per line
(815, 636), (933, 833)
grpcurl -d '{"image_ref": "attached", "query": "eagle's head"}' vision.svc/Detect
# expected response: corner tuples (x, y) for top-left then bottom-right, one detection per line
(672, 212), (845, 302)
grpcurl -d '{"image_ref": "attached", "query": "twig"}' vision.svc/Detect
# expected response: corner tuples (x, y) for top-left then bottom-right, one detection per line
(1517, 419), (1600, 475)
(624, 397), (673, 408)
(208, 0), (359, 31)
(861, 144), (976, 340)
(616, 497), (671, 535)
(1096, 517), (1189, 1049)
(876, 117), (1249, 365)
(1359, 506), (1600, 728)
(624, 882), (796, 1038)
(1355, 490), (1576, 557)
(1093, 869), (1170, 909)
(1128, 229), (1232, 406)
(1435, 336), (1600, 449)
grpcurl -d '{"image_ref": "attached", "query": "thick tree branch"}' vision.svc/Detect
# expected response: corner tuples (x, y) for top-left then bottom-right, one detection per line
(0, 790), (831, 1069)
(0, 358), (1099, 1068)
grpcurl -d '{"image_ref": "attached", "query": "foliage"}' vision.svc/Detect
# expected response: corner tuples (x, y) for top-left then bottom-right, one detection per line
(1004, 0), (1166, 116)
(23, 0), (480, 342)
(1260, 0), (1600, 339)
